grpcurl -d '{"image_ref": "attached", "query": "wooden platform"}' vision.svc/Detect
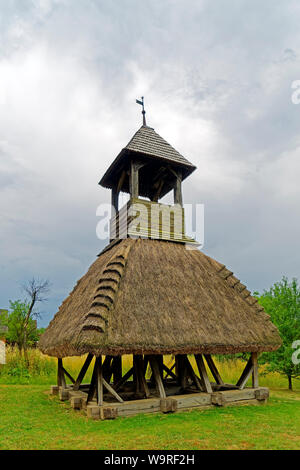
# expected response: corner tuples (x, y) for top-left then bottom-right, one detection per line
(50, 385), (269, 420)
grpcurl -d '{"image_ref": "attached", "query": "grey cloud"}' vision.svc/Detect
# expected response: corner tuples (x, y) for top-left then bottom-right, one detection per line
(0, 0), (299, 326)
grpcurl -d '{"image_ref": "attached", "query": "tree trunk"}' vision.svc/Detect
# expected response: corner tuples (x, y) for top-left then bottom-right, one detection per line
(288, 375), (292, 390)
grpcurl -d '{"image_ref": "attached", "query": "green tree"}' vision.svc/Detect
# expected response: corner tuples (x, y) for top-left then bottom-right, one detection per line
(2, 278), (50, 365)
(256, 277), (300, 390)
(3, 300), (39, 352)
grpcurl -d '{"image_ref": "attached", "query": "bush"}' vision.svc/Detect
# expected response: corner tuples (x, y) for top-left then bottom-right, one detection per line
(0, 346), (57, 384)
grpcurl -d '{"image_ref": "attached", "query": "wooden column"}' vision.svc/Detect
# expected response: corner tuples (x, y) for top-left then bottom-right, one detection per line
(57, 358), (66, 389)
(130, 161), (144, 200)
(73, 353), (94, 391)
(195, 354), (212, 393)
(113, 356), (122, 384)
(135, 355), (150, 398)
(174, 172), (183, 206)
(236, 356), (254, 390)
(149, 355), (166, 399)
(204, 354), (224, 385)
(111, 186), (119, 214)
(251, 352), (259, 388)
(96, 356), (103, 406)
(130, 161), (139, 200)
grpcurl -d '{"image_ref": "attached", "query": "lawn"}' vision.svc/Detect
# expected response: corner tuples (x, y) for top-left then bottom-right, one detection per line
(0, 385), (299, 450)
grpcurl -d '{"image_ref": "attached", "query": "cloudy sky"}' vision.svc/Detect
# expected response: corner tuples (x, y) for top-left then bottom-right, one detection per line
(1, 0), (300, 327)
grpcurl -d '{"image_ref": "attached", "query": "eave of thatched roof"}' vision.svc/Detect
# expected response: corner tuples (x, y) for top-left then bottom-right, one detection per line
(38, 239), (282, 358)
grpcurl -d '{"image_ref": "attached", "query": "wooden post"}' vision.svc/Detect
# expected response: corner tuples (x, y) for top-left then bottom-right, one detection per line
(62, 367), (75, 384)
(73, 353), (94, 391)
(111, 186), (119, 214)
(174, 172), (183, 206)
(236, 356), (254, 390)
(87, 360), (98, 403)
(195, 354), (212, 393)
(184, 356), (202, 391)
(130, 161), (139, 200)
(251, 352), (259, 388)
(176, 355), (188, 389)
(103, 355), (113, 383)
(113, 356), (122, 384)
(162, 363), (177, 380)
(204, 354), (224, 385)
(114, 367), (134, 392)
(136, 355), (150, 398)
(143, 356), (149, 376)
(57, 358), (66, 389)
(96, 356), (103, 406)
(149, 356), (166, 399)
(103, 378), (124, 403)
(133, 355), (141, 394)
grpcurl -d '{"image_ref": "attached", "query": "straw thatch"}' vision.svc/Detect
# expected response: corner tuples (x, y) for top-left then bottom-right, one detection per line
(39, 238), (281, 358)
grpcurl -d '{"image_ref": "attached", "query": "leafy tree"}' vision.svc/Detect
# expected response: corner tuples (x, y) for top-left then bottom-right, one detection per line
(1, 278), (50, 365)
(255, 277), (300, 390)
(3, 300), (39, 352)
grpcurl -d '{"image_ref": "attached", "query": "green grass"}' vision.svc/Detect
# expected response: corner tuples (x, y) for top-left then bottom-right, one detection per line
(0, 385), (299, 450)
(1, 348), (299, 449)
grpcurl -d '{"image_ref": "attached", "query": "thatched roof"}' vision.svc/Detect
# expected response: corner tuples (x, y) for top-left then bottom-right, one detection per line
(39, 239), (281, 357)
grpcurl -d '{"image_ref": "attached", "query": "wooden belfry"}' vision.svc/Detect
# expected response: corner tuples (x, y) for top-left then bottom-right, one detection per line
(100, 99), (197, 244)
(39, 102), (281, 419)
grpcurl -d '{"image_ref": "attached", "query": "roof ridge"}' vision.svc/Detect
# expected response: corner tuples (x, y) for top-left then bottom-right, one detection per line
(81, 243), (132, 335)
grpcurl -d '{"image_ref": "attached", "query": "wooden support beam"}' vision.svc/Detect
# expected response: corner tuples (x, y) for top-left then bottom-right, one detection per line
(57, 358), (66, 389)
(195, 354), (212, 393)
(133, 355), (141, 394)
(184, 356), (202, 391)
(111, 186), (119, 215)
(251, 352), (259, 388)
(163, 363), (177, 380)
(114, 367), (134, 392)
(116, 170), (126, 194)
(62, 367), (75, 384)
(73, 353), (93, 391)
(143, 356), (149, 376)
(204, 354), (224, 385)
(130, 161), (143, 200)
(103, 355), (114, 383)
(153, 180), (164, 202)
(236, 357), (254, 390)
(176, 355), (188, 389)
(57, 358), (62, 387)
(113, 356), (122, 384)
(149, 356), (166, 399)
(103, 377), (124, 403)
(96, 356), (103, 406)
(136, 356), (150, 398)
(173, 170), (183, 206)
(87, 360), (98, 403)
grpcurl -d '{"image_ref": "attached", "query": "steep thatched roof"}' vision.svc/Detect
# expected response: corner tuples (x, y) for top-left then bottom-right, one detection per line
(39, 239), (281, 357)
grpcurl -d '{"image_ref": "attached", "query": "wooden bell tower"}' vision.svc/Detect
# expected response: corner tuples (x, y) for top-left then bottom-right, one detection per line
(99, 100), (198, 244)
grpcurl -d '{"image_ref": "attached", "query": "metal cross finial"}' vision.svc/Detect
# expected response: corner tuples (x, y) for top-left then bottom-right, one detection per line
(136, 96), (146, 126)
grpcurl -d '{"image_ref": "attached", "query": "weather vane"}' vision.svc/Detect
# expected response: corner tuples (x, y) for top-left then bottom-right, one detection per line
(136, 96), (146, 126)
